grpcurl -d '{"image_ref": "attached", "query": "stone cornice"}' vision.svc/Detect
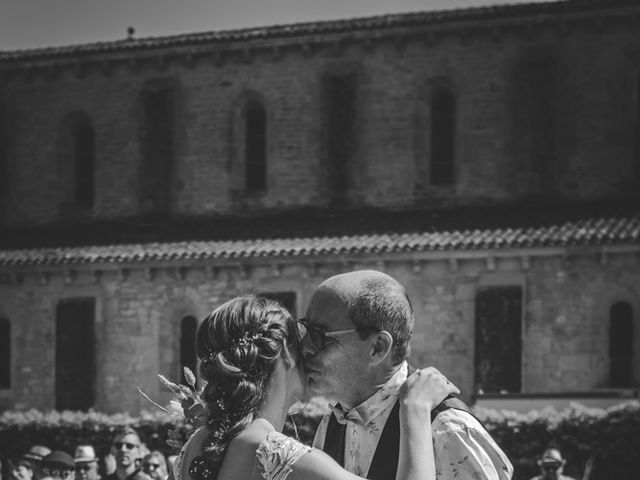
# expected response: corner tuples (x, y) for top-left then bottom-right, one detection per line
(0, 1), (639, 80)
(0, 243), (638, 286)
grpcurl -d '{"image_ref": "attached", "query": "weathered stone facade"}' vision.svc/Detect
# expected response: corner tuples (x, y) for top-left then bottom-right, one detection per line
(0, 0), (639, 413)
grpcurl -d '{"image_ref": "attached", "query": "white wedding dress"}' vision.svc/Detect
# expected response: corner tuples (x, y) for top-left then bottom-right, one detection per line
(173, 430), (312, 480)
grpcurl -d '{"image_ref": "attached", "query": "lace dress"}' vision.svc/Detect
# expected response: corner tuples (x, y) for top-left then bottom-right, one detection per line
(256, 431), (312, 480)
(173, 430), (311, 480)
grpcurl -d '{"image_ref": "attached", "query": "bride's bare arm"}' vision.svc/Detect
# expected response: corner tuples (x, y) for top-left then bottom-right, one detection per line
(397, 367), (459, 480)
(285, 368), (458, 480)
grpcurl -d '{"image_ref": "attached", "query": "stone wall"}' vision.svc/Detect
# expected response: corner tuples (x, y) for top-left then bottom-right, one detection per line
(1, 9), (639, 227)
(1, 249), (638, 413)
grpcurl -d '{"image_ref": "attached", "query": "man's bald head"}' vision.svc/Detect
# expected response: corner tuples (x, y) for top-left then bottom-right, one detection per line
(317, 270), (414, 364)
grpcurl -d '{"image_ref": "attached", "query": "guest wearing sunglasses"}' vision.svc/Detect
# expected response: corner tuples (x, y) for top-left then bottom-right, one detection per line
(529, 448), (576, 480)
(141, 452), (167, 480)
(104, 428), (149, 480)
(73, 446), (100, 480)
(40, 452), (75, 480)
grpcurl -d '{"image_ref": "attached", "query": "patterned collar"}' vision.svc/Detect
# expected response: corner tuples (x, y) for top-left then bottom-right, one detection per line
(329, 361), (408, 426)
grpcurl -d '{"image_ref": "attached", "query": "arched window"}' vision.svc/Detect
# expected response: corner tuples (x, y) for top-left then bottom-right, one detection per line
(141, 81), (175, 214)
(323, 72), (357, 204)
(73, 119), (95, 207)
(180, 315), (198, 384)
(60, 112), (95, 209)
(635, 72), (640, 184)
(0, 317), (10, 389)
(609, 302), (634, 388)
(245, 101), (267, 193)
(430, 87), (456, 186)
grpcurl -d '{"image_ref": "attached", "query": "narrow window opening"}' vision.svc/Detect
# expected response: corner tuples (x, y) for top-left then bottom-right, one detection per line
(324, 73), (357, 203)
(141, 84), (174, 214)
(474, 286), (523, 393)
(74, 120), (95, 207)
(55, 299), (96, 410)
(0, 317), (10, 389)
(245, 102), (267, 192)
(430, 88), (456, 186)
(609, 302), (634, 388)
(635, 73), (640, 184)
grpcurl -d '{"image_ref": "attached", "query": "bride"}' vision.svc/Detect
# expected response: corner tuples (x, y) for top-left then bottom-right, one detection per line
(173, 295), (459, 480)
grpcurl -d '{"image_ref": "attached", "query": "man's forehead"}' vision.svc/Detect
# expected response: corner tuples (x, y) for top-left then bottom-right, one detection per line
(306, 288), (350, 327)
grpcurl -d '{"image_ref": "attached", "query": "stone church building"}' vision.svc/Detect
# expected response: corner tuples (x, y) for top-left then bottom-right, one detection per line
(0, 0), (639, 413)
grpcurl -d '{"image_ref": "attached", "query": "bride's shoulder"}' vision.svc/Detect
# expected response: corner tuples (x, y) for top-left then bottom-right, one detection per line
(256, 432), (312, 480)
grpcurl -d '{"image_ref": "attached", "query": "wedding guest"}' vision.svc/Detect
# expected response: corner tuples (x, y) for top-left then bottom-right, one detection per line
(23, 446), (52, 480)
(529, 448), (576, 480)
(141, 453), (167, 480)
(10, 459), (34, 480)
(40, 452), (75, 480)
(103, 428), (147, 480)
(73, 446), (100, 480)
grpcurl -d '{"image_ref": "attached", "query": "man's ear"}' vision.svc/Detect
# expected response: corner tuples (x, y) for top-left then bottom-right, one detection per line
(369, 331), (393, 365)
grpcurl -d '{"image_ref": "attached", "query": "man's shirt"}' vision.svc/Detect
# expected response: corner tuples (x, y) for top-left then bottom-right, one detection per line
(312, 362), (514, 480)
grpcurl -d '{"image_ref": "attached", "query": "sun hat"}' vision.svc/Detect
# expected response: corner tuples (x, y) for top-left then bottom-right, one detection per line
(23, 445), (52, 461)
(42, 451), (75, 470)
(74, 446), (97, 464)
(538, 448), (565, 466)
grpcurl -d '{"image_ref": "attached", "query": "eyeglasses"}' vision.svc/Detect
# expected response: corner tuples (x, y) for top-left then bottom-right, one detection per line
(113, 441), (138, 450)
(75, 465), (95, 473)
(297, 318), (379, 350)
(143, 463), (161, 471)
(42, 469), (74, 480)
(542, 465), (560, 472)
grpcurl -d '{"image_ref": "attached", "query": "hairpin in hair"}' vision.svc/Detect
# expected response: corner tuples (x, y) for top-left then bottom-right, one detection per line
(201, 331), (263, 364)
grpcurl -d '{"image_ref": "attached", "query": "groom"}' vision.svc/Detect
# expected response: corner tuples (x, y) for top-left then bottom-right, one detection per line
(301, 270), (513, 480)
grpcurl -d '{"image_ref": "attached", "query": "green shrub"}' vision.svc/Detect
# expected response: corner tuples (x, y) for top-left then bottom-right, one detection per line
(476, 401), (640, 480)
(1, 400), (638, 480)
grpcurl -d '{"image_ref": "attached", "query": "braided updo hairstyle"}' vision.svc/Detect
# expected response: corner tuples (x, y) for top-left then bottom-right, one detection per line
(189, 295), (298, 480)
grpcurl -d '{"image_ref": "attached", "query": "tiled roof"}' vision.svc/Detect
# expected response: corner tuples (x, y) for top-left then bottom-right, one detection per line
(1, 214), (638, 268)
(0, 0), (634, 62)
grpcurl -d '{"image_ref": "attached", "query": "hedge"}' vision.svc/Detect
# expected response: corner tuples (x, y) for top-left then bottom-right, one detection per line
(1, 400), (638, 480)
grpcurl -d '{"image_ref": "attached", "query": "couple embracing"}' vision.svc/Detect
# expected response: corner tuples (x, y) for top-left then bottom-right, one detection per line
(172, 270), (513, 480)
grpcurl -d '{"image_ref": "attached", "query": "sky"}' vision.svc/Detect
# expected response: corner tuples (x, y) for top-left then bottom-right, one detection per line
(0, 0), (559, 51)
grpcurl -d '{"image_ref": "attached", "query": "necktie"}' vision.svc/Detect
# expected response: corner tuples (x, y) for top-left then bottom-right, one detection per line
(328, 403), (366, 427)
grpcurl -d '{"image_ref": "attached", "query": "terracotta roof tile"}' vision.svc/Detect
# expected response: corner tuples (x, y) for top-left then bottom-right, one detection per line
(0, 1), (633, 63)
(0, 214), (638, 268)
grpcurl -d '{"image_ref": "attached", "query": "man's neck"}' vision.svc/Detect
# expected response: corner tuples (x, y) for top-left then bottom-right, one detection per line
(115, 464), (136, 480)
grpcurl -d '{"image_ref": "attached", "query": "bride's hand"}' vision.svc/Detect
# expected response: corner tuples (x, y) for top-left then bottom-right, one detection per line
(399, 367), (460, 414)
